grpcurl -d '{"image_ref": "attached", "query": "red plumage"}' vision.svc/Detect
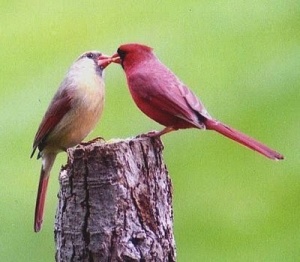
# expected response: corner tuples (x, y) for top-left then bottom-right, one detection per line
(105, 43), (284, 160)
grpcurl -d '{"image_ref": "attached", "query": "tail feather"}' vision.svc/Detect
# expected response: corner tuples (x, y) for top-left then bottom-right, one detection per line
(204, 119), (284, 160)
(34, 153), (56, 232)
(34, 169), (49, 232)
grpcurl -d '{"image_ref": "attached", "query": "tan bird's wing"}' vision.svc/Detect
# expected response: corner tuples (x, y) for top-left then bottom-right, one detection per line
(31, 89), (72, 158)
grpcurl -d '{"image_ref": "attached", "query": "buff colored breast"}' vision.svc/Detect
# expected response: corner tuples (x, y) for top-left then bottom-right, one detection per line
(45, 66), (105, 153)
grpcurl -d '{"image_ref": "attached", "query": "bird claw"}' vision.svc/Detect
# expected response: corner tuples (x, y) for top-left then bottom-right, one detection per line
(136, 130), (160, 139)
(136, 130), (160, 138)
(80, 137), (105, 146)
(136, 127), (176, 139)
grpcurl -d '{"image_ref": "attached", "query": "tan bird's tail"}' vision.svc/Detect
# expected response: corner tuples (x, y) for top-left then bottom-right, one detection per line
(34, 168), (49, 232)
(34, 153), (56, 232)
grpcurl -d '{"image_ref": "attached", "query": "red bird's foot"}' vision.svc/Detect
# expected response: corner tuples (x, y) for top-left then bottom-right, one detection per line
(136, 130), (160, 138)
(137, 127), (176, 138)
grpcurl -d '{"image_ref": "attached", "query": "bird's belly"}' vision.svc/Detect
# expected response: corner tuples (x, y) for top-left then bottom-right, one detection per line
(47, 92), (104, 150)
(133, 95), (194, 129)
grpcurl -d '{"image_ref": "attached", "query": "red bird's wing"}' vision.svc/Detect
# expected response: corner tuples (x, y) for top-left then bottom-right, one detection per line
(129, 66), (211, 129)
(176, 80), (210, 117)
(31, 89), (72, 158)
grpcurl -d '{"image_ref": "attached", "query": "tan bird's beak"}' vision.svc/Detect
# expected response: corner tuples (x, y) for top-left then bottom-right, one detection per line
(98, 53), (121, 69)
(98, 54), (111, 69)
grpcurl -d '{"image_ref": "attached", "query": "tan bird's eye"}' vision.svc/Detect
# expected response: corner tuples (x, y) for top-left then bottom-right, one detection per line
(86, 53), (94, 59)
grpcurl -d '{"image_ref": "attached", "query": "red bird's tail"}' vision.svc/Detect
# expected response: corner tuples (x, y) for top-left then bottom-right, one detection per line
(34, 168), (49, 232)
(204, 118), (284, 160)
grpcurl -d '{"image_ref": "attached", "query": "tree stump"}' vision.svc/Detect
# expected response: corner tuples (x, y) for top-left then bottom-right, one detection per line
(54, 136), (176, 262)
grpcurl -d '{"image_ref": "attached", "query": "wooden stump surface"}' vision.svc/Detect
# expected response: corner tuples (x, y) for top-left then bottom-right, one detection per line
(54, 137), (176, 262)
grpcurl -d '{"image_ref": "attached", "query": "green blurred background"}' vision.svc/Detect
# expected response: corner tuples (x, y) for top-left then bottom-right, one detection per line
(1, 0), (299, 261)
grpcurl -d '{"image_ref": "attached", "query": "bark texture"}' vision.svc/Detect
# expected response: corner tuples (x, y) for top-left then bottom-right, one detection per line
(54, 136), (176, 262)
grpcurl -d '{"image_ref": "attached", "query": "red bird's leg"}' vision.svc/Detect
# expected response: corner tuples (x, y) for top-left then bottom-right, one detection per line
(138, 126), (176, 138)
(153, 126), (176, 137)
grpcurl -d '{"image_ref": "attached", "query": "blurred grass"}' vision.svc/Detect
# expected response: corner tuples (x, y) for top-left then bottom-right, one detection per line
(0, 0), (299, 261)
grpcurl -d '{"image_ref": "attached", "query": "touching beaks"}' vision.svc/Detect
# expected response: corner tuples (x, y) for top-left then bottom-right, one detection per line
(98, 54), (111, 69)
(111, 53), (121, 64)
(98, 53), (121, 69)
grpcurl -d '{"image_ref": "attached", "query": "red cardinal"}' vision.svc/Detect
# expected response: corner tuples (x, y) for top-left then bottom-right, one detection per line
(99, 43), (283, 160)
(31, 51), (106, 232)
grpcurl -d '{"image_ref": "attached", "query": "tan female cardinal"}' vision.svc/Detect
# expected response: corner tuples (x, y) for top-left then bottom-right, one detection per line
(31, 51), (106, 232)
(99, 43), (283, 160)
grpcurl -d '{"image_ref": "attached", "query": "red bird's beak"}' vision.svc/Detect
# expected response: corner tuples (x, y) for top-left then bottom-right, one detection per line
(111, 53), (121, 64)
(98, 53), (121, 69)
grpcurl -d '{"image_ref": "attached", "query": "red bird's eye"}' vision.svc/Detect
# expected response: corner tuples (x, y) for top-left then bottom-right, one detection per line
(117, 49), (126, 60)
